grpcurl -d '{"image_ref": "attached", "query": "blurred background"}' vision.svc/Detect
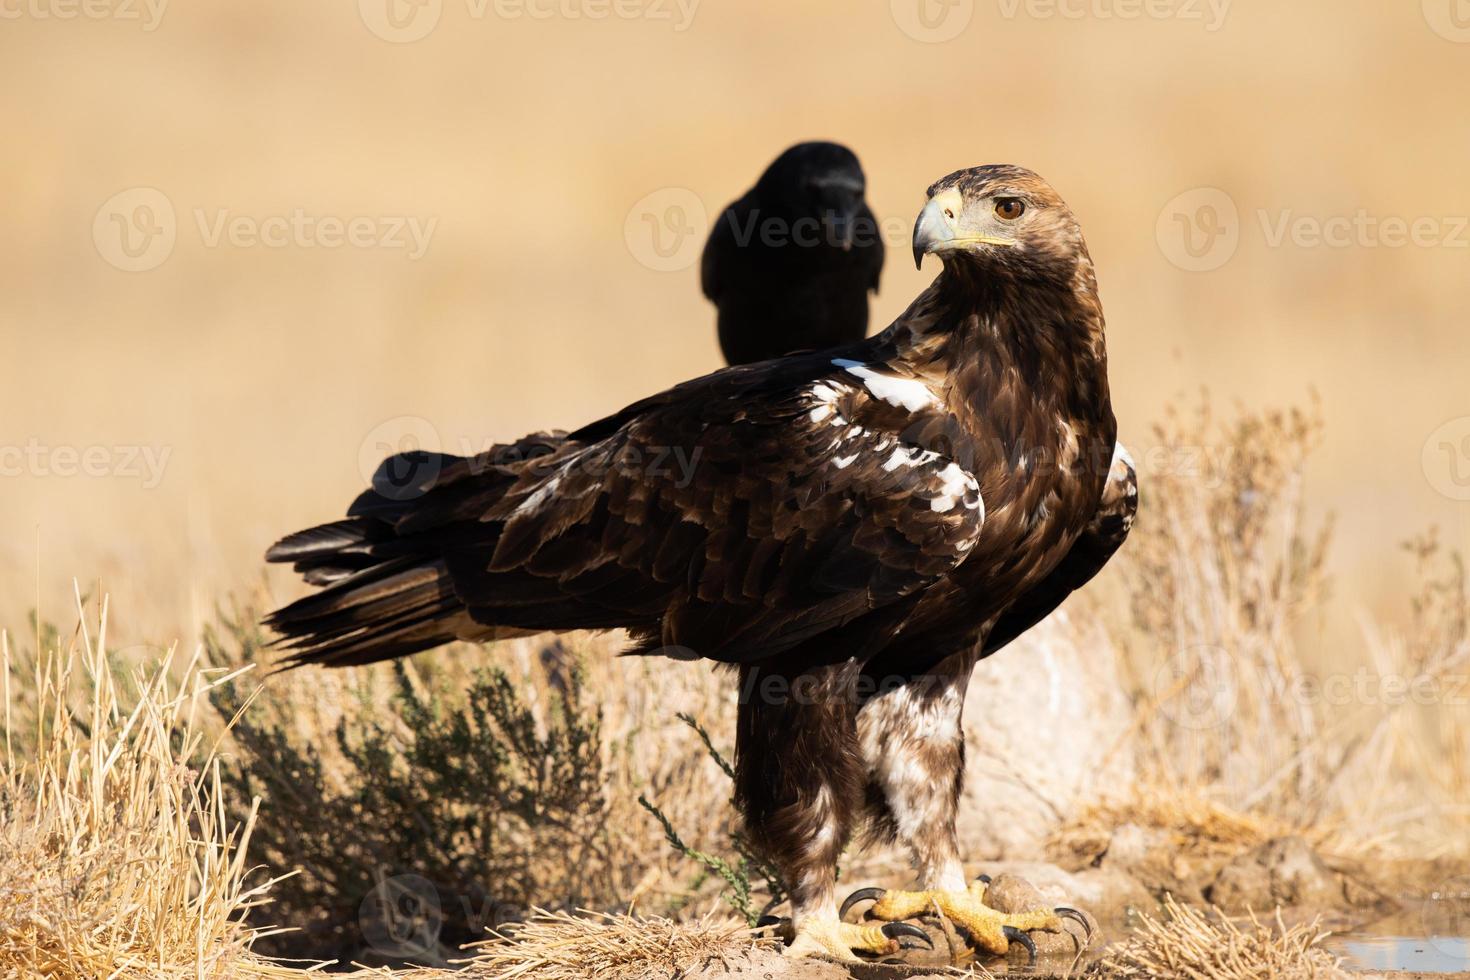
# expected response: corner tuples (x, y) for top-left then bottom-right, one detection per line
(1, 0), (1467, 651)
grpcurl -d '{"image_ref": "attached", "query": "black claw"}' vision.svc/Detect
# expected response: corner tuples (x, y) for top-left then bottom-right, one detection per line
(1003, 926), (1037, 964)
(839, 887), (888, 921)
(975, 873), (992, 885)
(881, 922), (935, 951)
(1055, 905), (1094, 941)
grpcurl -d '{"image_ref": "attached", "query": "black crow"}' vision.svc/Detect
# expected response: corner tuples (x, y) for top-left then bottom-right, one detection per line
(702, 141), (884, 364)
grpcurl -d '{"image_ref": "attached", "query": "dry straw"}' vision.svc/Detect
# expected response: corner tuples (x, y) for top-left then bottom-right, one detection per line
(0, 589), (296, 979)
(460, 908), (769, 980)
(1100, 895), (1348, 980)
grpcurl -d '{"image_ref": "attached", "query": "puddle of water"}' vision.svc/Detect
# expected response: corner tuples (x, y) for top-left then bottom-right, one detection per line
(1326, 897), (1470, 974)
(1328, 934), (1470, 974)
(1085, 900), (1470, 975)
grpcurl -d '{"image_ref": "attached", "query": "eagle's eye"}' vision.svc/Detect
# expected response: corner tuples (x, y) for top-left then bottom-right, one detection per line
(994, 198), (1026, 221)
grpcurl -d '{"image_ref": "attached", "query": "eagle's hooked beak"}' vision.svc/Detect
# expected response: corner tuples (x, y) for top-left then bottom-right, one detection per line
(912, 188), (1016, 269)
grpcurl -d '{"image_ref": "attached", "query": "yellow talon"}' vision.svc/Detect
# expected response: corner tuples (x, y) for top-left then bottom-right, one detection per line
(786, 920), (895, 959)
(858, 888), (1061, 957)
(785, 917), (935, 960)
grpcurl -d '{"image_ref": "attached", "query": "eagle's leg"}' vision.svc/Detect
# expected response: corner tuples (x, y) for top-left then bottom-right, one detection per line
(734, 663), (931, 960)
(848, 663), (1072, 959)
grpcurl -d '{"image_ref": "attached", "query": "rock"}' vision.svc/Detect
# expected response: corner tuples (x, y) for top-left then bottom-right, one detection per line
(971, 861), (1091, 904)
(1205, 836), (1346, 911)
(972, 860), (1152, 923)
(1102, 823), (1172, 869)
(957, 612), (1137, 859)
(1069, 866), (1157, 915)
(1095, 823), (1201, 903)
(983, 871), (1050, 914)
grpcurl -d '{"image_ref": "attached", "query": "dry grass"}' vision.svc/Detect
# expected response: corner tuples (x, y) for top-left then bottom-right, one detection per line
(1050, 782), (1355, 874)
(0, 592), (291, 979)
(1349, 533), (1470, 854)
(459, 909), (770, 980)
(1083, 396), (1469, 861)
(1115, 396), (1335, 815)
(1099, 896), (1347, 980)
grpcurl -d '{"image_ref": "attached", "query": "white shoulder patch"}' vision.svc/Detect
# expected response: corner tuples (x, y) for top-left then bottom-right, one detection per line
(831, 358), (938, 412)
(1111, 441), (1135, 472)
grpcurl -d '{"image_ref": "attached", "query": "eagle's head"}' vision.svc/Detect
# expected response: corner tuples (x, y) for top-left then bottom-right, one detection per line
(913, 165), (1089, 287)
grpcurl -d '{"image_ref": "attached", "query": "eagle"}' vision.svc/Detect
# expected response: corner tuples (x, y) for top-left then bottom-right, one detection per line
(264, 165), (1136, 962)
(702, 142), (884, 365)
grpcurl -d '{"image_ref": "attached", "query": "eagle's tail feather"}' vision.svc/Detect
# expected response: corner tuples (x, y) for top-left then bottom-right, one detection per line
(265, 551), (475, 670)
(265, 517), (397, 586)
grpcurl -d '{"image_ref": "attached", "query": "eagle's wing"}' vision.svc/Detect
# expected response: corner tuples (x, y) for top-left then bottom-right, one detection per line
(277, 361), (983, 667)
(981, 442), (1136, 656)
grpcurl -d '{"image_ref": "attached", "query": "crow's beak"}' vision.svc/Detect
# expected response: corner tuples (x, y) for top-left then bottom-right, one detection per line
(912, 188), (1015, 269)
(835, 206), (858, 251)
(823, 201), (861, 251)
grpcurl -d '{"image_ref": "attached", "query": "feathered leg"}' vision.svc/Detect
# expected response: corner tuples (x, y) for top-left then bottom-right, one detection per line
(847, 657), (1080, 960)
(855, 664), (972, 893)
(735, 662), (930, 960)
